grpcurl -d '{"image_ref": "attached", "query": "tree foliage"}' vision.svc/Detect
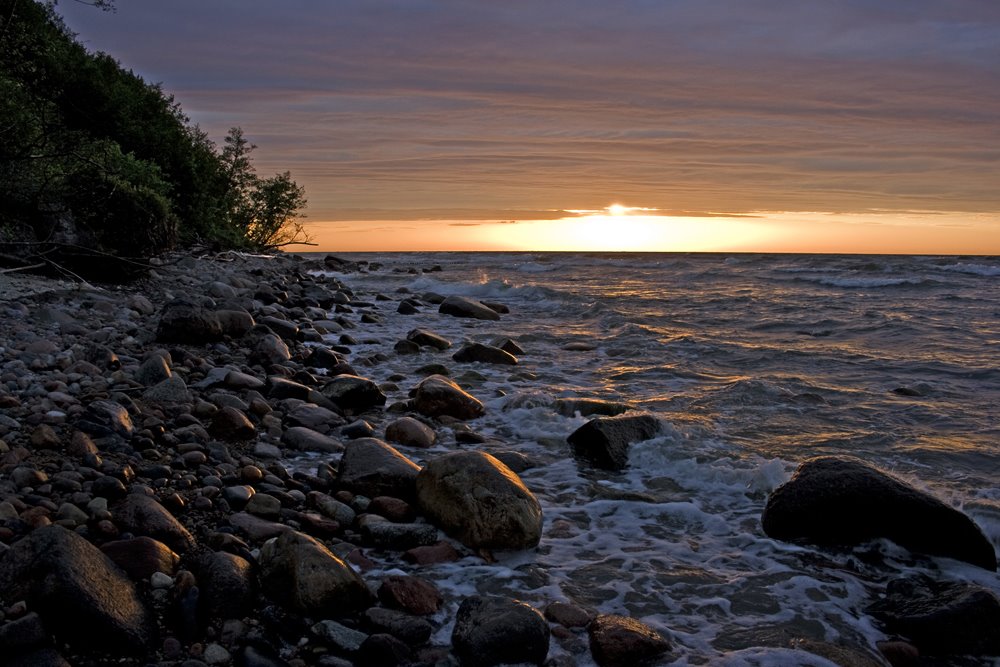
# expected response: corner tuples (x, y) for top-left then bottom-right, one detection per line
(0, 0), (308, 271)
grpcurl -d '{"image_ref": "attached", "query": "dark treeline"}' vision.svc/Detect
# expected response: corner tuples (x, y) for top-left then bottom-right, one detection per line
(0, 0), (307, 278)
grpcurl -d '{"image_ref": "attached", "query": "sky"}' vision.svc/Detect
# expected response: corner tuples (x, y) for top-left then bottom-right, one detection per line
(58, 0), (1000, 253)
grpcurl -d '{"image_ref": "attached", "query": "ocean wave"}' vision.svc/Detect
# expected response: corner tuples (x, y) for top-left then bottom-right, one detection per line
(515, 261), (562, 274)
(407, 275), (568, 302)
(936, 262), (1000, 277)
(801, 275), (928, 288)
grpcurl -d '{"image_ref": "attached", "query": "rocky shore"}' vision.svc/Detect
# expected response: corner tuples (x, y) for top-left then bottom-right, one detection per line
(1, 252), (997, 667)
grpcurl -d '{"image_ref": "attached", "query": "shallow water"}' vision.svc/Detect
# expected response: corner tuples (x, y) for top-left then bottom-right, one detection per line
(301, 252), (1000, 665)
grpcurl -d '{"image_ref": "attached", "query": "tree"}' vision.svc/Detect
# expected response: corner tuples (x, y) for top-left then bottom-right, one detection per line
(219, 127), (309, 249)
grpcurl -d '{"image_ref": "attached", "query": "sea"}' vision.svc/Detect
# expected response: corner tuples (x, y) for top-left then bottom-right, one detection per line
(302, 252), (1000, 666)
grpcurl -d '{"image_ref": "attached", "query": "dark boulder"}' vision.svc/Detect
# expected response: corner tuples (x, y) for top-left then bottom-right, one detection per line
(0, 526), (155, 656)
(156, 299), (224, 344)
(439, 296), (501, 321)
(416, 451), (542, 551)
(452, 596), (550, 667)
(406, 328), (452, 351)
(322, 374), (387, 414)
(761, 456), (997, 570)
(867, 575), (1000, 656)
(115, 493), (196, 553)
(192, 549), (256, 621)
(100, 536), (180, 580)
(452, 342), (518, 366)
(411, 375), (485, 421)
(567, 414), (660, 471)
(259, 530), (373, 617)
(588, 614), (671, 667)
(337, 438), (421, 501)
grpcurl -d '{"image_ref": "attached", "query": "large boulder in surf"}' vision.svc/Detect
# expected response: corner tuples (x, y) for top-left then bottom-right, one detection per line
(407, 328), (452, 351)
(439, 295), (501, 321)
(416, 451), (542, 551)
(867, 575), (1000, 656)
(453, 342), (518, 366)
(567, 414), (661, 471)
(259, 530), (373, 617)
(411, 375), (485, 421)
(452, 596), (550, 667)
(0, 526), (156, 656)
(761, 456), (997, 570)
(588, 614), (671, 667)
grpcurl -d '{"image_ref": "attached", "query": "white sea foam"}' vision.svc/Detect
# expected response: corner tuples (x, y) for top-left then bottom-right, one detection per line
(289, 251), (1000, 663)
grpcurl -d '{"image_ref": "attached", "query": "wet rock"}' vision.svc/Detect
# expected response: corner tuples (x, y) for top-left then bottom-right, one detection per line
(267, 376), (312, 400)
(545, 602), (594, 628)
(285, 403), (344, 432)
(567, 413), (661, 471)
(30, 424), (61, 449)
(246, 493), (282, 519)
(137, 354), (172, 386)
(256, 333), (291, 365)
(311, 492), (357, 526)
(224, 369), (265, 390)
(403, 541), (461, 566)
(416, 451), (542, 550)
(78, 399), (134, 439)
(491, 337), (525, 355)
(867, 575), (1000, 656)
(358, 632), (412, 666)
(282, 426), (344, 453)
(216, 309), (256, 337)
(761, 456), (997, 570)
(440, 295), (502, 321)
(341, 419), (375, 439)
(192, 550), (256, 621)
(360, 517), (438, 550)
(378, 575), (443, 615)
(588, 614), (671, 667)
(452, 342), (518, 366)
(157, 299), (224, 343)
(385, 416), (436, 448)
(142, 375), (192, 404)
(394, 340), (421, 355)
(411, 375), (485, 421)
(115, 493), (195, 553)
(338, 438), (421, 501)
(210, 406), (257, 441)
(100, 536), (180, 580)
(364, 607), (434, 646)
(259, 315), (299, 341)
(369, 496), (417, 523)
(259, 530), (373, 616)
(322, 375), (388, 414)
(0, 525), (155, 655)
(452, 596), (550, 667)
(229, 511), (293, 541)
(555, 397), (633, 418)
(312, 619), (369, 653)
(406, 329), (452, 351)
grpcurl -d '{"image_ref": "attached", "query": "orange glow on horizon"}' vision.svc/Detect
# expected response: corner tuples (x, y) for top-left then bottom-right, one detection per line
(285, 210), (1000, 255)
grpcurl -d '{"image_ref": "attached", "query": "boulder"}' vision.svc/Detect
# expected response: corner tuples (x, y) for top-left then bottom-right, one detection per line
(322, 375), (387, 414)
(141, 375), (192, 405)
(77, 399), (134, 439)
(156, 299), (223, 344)
(406, 329), (452, 351)
(555, 398), (633, 418)
(136, 354), (171, 386)
(100, 536), (180, 581)
(452, 342), (518, 366)
(363, 607), (434, 646)
(761, 456), (997, 570)
(452, 596), (550, 667)
(337, 438), (422, 501)
(255, 333), (291, 365)
(267, 377), (312, 401)
(385, 417), (436, 448)
(192, 550), (256, 621)
(567, 414), (660, 471)
(439, 296), (501, 321)
(588, 614), (671, 667)
(867, 575), (1000, 656)
(416, 451), (542, 550)
(216, 309), (256, 337)
(378, 575), (443, 616)
(285, 403), (344, 432)
(282, 426), (344, 453)
(0, 526), (155, 655)
(411, 375), (485, 421)
(115, 493), (195, 553)
(210, 406), (257, 441)
(259, 530), (373, 616)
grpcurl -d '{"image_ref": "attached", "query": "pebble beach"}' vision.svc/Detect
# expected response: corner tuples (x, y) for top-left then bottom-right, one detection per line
(1, 251), (998, 667)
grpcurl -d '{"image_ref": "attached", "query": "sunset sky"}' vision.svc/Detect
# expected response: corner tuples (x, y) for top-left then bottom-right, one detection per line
(59, 1), (1000, 253)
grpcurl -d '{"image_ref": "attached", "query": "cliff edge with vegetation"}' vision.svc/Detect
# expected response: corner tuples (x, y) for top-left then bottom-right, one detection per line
(0, 0), (308, 281)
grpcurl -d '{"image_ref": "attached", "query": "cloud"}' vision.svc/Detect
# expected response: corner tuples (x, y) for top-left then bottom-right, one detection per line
(58, 0), (1000, 225)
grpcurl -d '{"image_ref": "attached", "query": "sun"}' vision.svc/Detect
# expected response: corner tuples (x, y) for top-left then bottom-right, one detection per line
(607, 203), (629, 216)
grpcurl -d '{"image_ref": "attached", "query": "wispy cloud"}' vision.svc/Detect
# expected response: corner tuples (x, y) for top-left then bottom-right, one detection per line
(60, 1), (1000, 227)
